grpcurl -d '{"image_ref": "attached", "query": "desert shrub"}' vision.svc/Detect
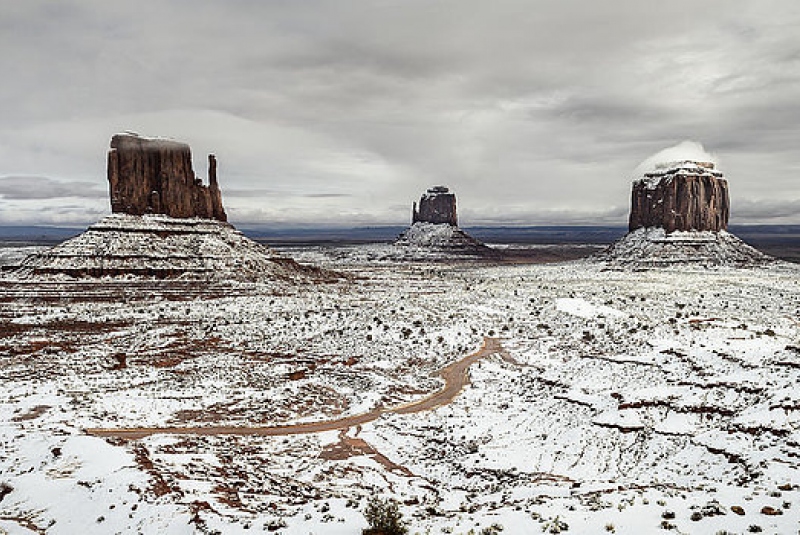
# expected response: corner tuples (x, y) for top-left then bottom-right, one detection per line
(362, 497), (408, 535)
(0, 483), (12, 502)
(541, 516), (568, 533)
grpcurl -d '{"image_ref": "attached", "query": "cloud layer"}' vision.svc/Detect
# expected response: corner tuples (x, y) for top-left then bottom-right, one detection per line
(1, 1), (799, 226)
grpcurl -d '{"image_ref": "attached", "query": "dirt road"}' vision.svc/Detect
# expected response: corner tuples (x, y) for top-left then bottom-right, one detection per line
(86, 337), (506, 440)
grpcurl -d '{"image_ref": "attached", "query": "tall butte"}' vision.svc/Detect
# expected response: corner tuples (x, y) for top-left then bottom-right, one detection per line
(599, 144), (771, 267)
(108, 133), (227, 221)
(395, 186), (490, 253)
(628, 160), (729, 233)
(12, 133), (333, 282)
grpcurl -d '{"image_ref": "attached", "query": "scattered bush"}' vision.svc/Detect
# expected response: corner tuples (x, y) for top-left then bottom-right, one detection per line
(0, 483), (12, 503)
(541, 516), (568, 533)
(362, 497), (409, 535)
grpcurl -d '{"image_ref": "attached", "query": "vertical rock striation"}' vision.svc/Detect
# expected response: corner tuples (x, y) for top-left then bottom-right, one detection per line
(629, 161), (729, 233)
(107, 133), (227, 221)
(412, 186), (458, 226)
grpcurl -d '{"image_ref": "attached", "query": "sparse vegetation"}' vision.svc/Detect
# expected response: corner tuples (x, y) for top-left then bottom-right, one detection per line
(541, 516), (568, 533)
(362, 497), (409, 535)
(0, 483), (12, 502)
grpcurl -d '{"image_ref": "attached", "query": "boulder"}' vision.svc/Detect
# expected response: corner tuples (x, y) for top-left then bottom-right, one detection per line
(107, 133), (227, 221)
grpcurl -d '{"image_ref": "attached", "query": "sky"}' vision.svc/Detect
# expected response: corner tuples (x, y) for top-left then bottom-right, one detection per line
(1, 0), (799, 228)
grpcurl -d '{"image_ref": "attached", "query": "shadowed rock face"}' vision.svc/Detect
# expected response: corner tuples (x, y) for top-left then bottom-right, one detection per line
(412, 186), (457, 226)
(629, 161), (729, 233)
(107, 133), (227, 221)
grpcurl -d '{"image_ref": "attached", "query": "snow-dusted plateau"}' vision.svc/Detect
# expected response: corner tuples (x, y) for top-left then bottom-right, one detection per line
(2, 241), (800, 534)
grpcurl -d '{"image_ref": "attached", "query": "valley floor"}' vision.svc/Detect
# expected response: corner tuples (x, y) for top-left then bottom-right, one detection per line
(1, 248), (800, 534)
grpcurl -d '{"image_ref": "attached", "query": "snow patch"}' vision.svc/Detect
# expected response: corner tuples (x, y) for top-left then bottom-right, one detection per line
(556, 297), (624, 319)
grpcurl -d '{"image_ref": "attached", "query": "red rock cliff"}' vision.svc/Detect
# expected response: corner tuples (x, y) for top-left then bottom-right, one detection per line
(629, 161), (729, 233)
(107, 133), (227, 221)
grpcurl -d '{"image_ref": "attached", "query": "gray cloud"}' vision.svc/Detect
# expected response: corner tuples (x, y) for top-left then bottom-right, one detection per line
(0, 176), (106, 200)
(0, 0), (799, 226)
(732, 198), (800, 221)
(224, 188), (351, 199)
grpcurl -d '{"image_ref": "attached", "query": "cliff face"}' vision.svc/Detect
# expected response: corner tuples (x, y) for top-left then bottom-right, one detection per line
(412, 186), (458, 226)
(629, 161), (729, 233)
(107, 133), (227, 221)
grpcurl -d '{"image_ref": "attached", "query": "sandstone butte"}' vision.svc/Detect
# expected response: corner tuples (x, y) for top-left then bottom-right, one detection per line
(412, 185), (458, 226)
(107, 133), (227, 221)
(629, 161), (729, 233)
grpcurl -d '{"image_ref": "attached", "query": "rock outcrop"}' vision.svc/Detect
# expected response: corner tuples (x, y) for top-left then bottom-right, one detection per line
(412, 186), (458, 226)
(629, 161), (728, 233)
(108, 133), (227, 221)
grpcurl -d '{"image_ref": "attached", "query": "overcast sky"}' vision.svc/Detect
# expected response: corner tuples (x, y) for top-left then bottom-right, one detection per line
(1, 0), (799, 228)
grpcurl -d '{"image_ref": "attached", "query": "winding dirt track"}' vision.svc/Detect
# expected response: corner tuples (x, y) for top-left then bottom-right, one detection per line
(86, 337), (506, 440)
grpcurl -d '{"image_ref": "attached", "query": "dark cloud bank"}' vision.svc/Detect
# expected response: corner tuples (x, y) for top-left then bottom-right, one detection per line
(1, 0), (799, 226)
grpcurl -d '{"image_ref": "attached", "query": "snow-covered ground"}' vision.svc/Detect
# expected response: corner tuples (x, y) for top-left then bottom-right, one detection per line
(0, 245), (50, 267)
(1, 245), (799, 534)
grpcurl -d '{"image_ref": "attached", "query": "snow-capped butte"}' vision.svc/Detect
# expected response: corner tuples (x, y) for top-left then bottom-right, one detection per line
(632, 140), (718, 181)
(635, 160), (725, 190)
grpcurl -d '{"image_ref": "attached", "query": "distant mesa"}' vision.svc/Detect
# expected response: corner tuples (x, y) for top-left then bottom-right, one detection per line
(599, 155), (772, 267)
(13, 133), (330, 282)
(108, 133), (227, 221)
(396, 186), (490, 253)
